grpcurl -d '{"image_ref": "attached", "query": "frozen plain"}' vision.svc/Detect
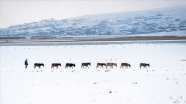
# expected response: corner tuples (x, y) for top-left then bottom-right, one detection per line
(0, 41), (186, 104)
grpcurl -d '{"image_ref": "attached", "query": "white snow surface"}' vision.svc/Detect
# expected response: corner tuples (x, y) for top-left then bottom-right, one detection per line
(0, 42), (186, 104)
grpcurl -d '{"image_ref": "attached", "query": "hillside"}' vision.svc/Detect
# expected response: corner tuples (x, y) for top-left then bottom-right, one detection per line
(0, 6), (186, 38)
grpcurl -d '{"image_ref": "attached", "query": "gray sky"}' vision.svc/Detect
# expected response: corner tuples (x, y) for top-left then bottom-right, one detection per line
(0, 0), (186, 28)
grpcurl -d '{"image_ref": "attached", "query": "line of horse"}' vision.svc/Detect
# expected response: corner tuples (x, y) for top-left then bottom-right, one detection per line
(33, 62), (150, 69)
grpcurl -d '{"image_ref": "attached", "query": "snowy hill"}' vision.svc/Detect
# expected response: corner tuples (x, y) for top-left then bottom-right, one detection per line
(0, 6), (186, 38)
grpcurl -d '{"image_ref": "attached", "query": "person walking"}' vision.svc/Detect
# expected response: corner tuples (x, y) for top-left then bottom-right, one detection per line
(25, 59), (28, 69)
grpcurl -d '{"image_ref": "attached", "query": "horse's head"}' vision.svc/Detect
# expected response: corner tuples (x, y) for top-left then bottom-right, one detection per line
(114, 63), (117, 67)
(73, 64), (75, 67)
(42, 63), (44, 66)
(59, 63), (61, 66)
(129, 64), (131, 67)
(89, 63), (91, 66)
(148, 64), (150, 67)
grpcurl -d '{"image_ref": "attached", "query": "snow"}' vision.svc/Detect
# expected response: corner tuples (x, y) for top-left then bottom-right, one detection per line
(0, 41), (186, 104)
(1, 5), (186, 37)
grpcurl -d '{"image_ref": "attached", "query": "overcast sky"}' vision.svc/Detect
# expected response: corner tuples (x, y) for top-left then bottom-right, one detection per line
(0, 0), (186, 28)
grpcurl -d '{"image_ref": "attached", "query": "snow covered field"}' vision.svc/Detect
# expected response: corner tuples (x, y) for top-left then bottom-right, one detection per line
(1, 41), (186, 104)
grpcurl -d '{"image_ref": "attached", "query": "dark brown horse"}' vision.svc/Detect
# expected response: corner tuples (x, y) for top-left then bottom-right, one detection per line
(96, 63), (106, 69)
(51, 63), (61, 69)
(65, 63), (75, 69)
(140, 63), (150, 68)
(120, 63), (131, 69)
(34, 63), (44, 69)
(106, 63), (117, 69)
(81, 62), (91, 69)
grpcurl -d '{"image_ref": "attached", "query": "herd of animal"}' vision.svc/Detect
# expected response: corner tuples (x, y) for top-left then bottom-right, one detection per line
(33, 62), (150, 69)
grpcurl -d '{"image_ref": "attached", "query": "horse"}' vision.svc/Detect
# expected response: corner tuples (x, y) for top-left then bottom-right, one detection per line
(51, 63), (61, 69)
(106, 63), (117, 69)
(65, 63), (75, 69)
(81, 62), (91, 69)
(34, 63), (44, 69)
(120, 63), (131, 69)
(96, 63), (106, 69)
(140, 63), (150, 68)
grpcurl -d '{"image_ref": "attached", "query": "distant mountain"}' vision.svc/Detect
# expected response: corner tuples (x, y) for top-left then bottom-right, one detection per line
(0, 6), (186, 38)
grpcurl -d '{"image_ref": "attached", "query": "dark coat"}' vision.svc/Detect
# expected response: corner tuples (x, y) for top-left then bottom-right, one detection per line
(25, 60), (28, 65)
